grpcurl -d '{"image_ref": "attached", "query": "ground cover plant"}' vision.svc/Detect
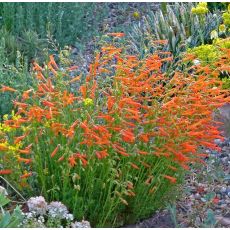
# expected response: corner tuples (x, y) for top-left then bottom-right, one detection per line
(0, 32), (229, 227)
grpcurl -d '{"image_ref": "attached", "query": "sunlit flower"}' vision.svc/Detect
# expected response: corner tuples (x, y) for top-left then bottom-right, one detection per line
(83, 98), (93, 106)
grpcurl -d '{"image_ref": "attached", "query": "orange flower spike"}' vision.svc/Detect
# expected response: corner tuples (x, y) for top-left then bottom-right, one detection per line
(49, 55), (58, 69)
(22, 89), (33, 100)
(50, 144), (61, 158)
(18, 157), (32, 164)
(42, 100), (55, 108)
(107, 96), (116, 112)
(95, 149), (109, 159)
(0, 169), (12, 175)
(67, 65), (78, 71)
(130, 163), (140, 170)
(48, 63), (58, 76)
(36, 72), (47, 82)
(32, 62), (43, 72)
(69, 75), (81, 83)
(80, 85), (87, 98)
(68, 155), (77, 167)
(107, 32), (125, 37)
(90, 81), (97, 99)
(139, 134), (149, 143)
(1, 85), (17, 93)
(18, 149), (31, 155)
(120, 129), (135, 143)
(163, 175), (177, 184)
(116, 149), (130, 157)
(13, 101), (28, 109)
(138, 150), (148, 155)
(57, 156), (65, 162)
(20, 172), (32, 179)
(14, 134), (27, 144)
(145, 176), (154, 185)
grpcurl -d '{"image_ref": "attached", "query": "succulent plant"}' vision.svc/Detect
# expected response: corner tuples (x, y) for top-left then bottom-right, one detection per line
(128, 3), (222, 57)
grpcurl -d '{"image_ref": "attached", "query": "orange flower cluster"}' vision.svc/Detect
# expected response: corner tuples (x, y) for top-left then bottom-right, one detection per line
(0, 41), (229, 189)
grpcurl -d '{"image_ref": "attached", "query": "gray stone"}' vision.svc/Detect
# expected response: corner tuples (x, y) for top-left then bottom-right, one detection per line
(220, 187), (227, 194)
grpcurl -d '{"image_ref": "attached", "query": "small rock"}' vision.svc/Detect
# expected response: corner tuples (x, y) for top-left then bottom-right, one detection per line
(194, 193), (201, 199)
(190, 186), (197, 193)
(205, 149), (211, 154)
(220, 203), (227, 209)
(220, 187), (227, 194)
(214, 139), (222, 145)
(0, 186), (8, 196)
(216, 216), (230, 227)
(201, 198), (207, 203)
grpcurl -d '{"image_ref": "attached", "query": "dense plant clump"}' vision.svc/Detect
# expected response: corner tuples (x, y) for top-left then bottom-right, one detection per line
(186, 37), (230, 89)
(0, 34), (229, 227)
(129, 2), (221, 57)
(0, 3), (109, 47)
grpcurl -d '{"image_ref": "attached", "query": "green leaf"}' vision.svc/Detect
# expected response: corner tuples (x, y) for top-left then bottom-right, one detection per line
(0, 193), (10, 207)
(0, 212), (11, 227)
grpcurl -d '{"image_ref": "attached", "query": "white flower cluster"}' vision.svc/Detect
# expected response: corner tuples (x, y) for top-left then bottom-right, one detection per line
(20, 211), (45, 228)
(27, 196), (47, 215)
(24, 196), (90, 228)
(71, 220), (91, 228)
(47, 201), (73, 221)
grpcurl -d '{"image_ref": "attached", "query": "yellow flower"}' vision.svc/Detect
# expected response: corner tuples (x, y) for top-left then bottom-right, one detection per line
(3, 114), (8, 121)
(0, 123), (12, 132)
(223, 12), (230, 26)
(191, 2), (208, 15)
(133, 11), (140, 19)
(44, 121), (51, 128)
(219, 24), (226, 33)
(83, 98), (93, 107)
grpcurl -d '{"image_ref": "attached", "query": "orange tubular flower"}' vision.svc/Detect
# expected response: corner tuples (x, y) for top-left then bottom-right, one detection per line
(50, 144), (60, 158)
(107, 32), (125, 37)
(18, 157), (32, 164)
(163, 175), (177, 184)
(80, 85), (87, 98)
(1, 85), (17, 93)
(130, 163), (140, 170)
(18, 149), (31, 155)
(49, 55), (58, 69)
(69, 75), (81, 83)
(42, 100), (55, 108)
(32, 62), (43, 72)
(20, 172), (32, 179)
(67, 65), (78, 71)
(0, 169), (12, 175)
(22, 89), (33, 100)
(120, 129), (135, 143)
(68, 155), (77, 167)
(138, 150), (148, 155)
(58, 156), (65, 162)
(95, 149), (109, 159)
(14, 134), (28, 144)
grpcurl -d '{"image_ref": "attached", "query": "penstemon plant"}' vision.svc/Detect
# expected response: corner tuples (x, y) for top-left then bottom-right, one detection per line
(0, 34), (229, 227)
